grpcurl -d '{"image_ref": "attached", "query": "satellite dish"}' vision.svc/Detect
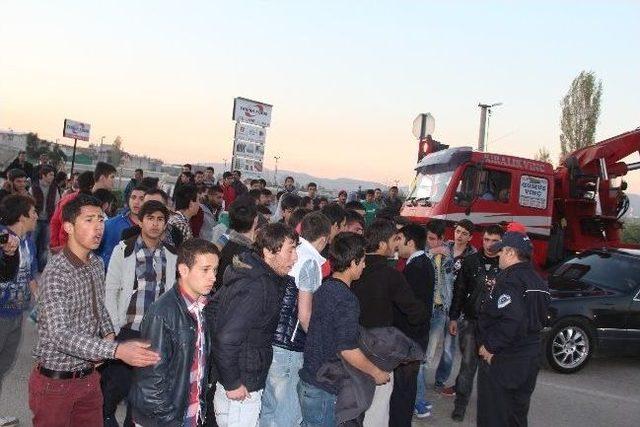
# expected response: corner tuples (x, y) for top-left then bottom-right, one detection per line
(412, 113), (435, 139)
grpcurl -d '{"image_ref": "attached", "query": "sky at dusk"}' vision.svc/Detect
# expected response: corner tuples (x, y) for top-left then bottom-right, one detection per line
(1, 1), (639, 188)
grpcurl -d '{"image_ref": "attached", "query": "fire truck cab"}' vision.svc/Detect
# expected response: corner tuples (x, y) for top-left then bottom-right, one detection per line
(402, 147), (555, 268)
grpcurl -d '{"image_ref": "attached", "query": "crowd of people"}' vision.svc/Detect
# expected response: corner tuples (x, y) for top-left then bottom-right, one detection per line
(0, 153), (550, 427)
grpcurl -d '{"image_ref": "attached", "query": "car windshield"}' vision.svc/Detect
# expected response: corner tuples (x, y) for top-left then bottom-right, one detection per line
(406, 170), (454, 203)
(552, 252), (640, 293)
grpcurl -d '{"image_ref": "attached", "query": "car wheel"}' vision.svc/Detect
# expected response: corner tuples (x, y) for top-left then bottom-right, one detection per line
(546, 318), (594, 374)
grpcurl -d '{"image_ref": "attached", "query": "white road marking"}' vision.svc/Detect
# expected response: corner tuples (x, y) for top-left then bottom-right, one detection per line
(537, 381), (640, 404)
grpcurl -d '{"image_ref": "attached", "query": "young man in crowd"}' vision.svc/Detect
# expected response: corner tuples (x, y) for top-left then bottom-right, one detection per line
(0, 169), (30, 202)
(194, 170), (205, 185)
(209, 223), (298, 426)
(433, 219), (477, 395)
(3, 151), (33, 181)
(373, 188), (383, 207)
(336, 190), (348, 207)
(415, 219), (454, 418)
(123, 169), (143, 207)
(168, 185), (199, 247)
(259, 189), (272, 208)
(220, 172), (236, 209)
(344, 209), (365, 235)
(390, 223), (435, 425)
(279, 193), (301, 225)
(129, 239), (219, 427)
(50, 162), (117, 250)
(352, 219), (427, 426)
(448, 224), (503, 422)
(306, 182), (319, 209)
(98, 185), (147, 268)
(102, 200), (178, 427)
(29, 194), (160, 426)
(30, 165), (60, 272)
(383, 186), (403, 215)
(214, 198), (258, 286)
(231, 170), (248, 196)
(0, 195), (38, 427)
(299, 232), (391, 426)
(260, 212), (331, 427)
(361, 189), (378, 226)
(197, 185), (224, 242)
(200, 167), (213, 186)
(283, 176), (295, 193)
(476, 230), (549, 426)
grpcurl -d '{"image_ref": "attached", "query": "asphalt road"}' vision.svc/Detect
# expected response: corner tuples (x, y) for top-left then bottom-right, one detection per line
(2, 318), (639, 426)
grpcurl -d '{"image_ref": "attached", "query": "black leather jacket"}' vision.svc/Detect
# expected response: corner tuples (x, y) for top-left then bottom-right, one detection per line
(207, 251), (286, 392)
(272, 275), (306, 352)
(129, 287), (211, 427)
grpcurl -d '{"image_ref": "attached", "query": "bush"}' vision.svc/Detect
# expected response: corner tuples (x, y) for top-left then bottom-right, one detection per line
(622, 218), (640, 244)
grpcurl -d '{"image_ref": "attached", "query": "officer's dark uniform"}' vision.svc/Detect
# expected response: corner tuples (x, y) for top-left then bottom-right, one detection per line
(476, 233), (550, 427)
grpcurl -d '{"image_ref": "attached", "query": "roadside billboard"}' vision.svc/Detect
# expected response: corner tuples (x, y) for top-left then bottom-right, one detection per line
(232, 97), (273, 128)
(63, 119), (91, 141)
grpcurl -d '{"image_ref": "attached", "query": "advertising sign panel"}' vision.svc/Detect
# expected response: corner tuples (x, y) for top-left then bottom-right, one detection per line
(233, 97), (273, 128)
(235, 122), (266, 143)
(63, 119), (91, 141)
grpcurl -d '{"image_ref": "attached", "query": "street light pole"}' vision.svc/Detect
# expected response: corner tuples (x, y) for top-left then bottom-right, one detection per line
(273, 155), (280, 186)
(477, 102), (502, 152)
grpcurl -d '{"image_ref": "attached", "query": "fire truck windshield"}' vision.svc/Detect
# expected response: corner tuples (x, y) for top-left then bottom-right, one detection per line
(406, 170), (454, 203)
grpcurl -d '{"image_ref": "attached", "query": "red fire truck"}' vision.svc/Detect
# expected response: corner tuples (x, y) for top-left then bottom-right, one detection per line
(401, 129), (640, 268)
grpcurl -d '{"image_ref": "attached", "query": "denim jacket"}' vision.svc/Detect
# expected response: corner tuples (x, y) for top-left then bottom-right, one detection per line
(0, 225), (37, 317)
(426, 246), (455, 312)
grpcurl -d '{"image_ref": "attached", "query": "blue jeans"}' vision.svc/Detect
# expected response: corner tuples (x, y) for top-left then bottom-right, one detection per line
(416, 307), (447, 405)
(435, 324), (458, 386)
(33, 220), (50, 272)
(297, 380), (336, 427)
(260, 346), (303, 427)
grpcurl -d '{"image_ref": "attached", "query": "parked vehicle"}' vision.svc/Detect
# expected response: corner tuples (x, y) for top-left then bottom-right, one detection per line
(543, 248), (640, 373)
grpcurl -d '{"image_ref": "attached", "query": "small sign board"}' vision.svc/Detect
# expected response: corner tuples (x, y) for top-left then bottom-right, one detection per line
(63, 119), (91, 141)
(519, 175), (548, 209)
(233, 97), (273, 128)
(235, 122), (266, 143)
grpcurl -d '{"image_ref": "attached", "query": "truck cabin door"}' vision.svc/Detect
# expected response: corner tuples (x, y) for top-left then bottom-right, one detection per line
(452, 164), (514, 227)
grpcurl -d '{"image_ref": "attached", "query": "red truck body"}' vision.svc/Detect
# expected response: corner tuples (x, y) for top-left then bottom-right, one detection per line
(401, 129), (640, 268)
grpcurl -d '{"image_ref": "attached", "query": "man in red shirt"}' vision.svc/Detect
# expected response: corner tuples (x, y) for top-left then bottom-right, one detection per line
(220, 172), (236, 210)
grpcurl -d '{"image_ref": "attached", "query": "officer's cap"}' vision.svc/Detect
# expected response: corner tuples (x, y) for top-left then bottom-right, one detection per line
(490, 231), (533, 256)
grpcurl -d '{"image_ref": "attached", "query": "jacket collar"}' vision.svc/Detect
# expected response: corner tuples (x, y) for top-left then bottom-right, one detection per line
(227, 229), (253, 248)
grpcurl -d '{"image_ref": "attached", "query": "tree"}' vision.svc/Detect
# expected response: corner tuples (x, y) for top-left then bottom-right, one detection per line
(622, 219), (640, 244)
(560, 71), (603, 156)
(110, 136), (124, 166)
(534, 147), (552, 164)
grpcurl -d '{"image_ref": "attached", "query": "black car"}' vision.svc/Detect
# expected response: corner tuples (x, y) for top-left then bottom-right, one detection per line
(544, 248), (640, 373)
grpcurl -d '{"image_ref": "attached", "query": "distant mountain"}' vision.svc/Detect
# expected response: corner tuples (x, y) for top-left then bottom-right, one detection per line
(194, 162), (389, 193)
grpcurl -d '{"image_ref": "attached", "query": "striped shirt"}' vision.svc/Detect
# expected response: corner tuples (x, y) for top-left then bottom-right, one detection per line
(180, 287), (207, 427)
(34, 248), (117, 371)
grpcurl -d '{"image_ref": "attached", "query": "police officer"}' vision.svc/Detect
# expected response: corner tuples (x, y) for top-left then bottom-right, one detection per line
(476, 229), (550, 427)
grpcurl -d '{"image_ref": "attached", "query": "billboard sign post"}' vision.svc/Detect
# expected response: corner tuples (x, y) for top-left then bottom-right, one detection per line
(63, 119), (91, 175)
(231, 98), (272, 179)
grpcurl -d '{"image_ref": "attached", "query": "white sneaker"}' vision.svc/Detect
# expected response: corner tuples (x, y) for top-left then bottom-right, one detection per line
(0, 416), (19, 426)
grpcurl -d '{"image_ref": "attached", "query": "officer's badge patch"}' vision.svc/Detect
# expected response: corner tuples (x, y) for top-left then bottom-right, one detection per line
(497, 294), (511, 309)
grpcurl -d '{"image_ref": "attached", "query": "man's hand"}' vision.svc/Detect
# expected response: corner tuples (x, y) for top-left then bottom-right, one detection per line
(478, 345), (494, 364)
(371, 368), (391, 385)
(448, 320), (458, 336)
(115, 340), (161, 367)
(29, 280), (39, 300)
(226, 385), (250, 401)
(1, 233), (19, 256)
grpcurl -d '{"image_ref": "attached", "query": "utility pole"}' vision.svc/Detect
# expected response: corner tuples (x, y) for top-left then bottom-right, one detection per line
(273, 155), (280, 186)
(477, 102), (502, 151)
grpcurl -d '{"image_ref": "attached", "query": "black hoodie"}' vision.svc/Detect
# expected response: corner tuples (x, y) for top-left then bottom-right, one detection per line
(206, 251), (286, 392)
